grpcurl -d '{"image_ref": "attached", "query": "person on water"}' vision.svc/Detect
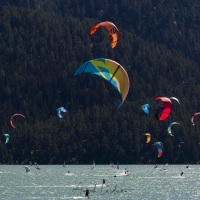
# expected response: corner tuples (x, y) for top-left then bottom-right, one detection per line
(85, 188), (89, 198)
(101, 179), (107, 192)
(125, 168), (129, 174)
(180, 172), (184, 176)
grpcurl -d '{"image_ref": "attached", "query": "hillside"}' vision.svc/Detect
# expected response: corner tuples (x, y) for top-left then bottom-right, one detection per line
(0, 1), (200, 164)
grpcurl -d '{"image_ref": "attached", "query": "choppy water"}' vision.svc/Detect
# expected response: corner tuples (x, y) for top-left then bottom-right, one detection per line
(0, 165), (199, 199)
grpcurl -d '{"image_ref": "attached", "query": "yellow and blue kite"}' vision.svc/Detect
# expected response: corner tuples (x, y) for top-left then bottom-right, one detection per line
(74, 58), (130, 111)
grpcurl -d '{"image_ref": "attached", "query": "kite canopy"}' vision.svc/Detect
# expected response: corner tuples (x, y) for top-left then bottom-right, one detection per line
(10, 114), (25, 128)
(170, 97), (180, 104)
(90, 21), (119, 48)
(191, 112), (200, 125)
(144, 133), (151, 143)
(73, 58), (130, 111)
(168, 122), (180, 136)
(142, 104), (150, 114)
(57, 107), (68, 119)
(154, 142), (163, 157)
(3, 134), (9, 144)
(154, 97), (172, 121)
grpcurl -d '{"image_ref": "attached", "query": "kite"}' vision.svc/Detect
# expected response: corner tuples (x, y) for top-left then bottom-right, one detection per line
(153, 142), (164, 157)
(10, 114), (25, 128)
(154, 97), (172, 121)
(73, 58), (130, 111)
(144, 133), (151, 143)
(3, 134), (9, 144)
(170, 97), (180, 104)
(90, 21), (119, 48)
(191, 112), (200, 126)
(168, 122), (180, 136)
(57, 107), (68, 119)
(142, 104), (150, 114)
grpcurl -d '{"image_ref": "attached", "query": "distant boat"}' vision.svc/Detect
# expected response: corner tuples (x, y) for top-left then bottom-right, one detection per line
(160, 163), (168, 171)
(24, 166), (30, 173)
(34, 162), (40, 170)
(114, 171), (130, 177)
(117, 161), (119, 169)
(109, 161), (115, 168)
(91, 160), (95, 170)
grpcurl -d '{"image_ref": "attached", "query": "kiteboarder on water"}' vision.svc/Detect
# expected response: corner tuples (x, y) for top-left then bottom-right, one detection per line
(180, 172), (184, 176)
(125, 168), (129, 174)
(85, 188), (89, 198)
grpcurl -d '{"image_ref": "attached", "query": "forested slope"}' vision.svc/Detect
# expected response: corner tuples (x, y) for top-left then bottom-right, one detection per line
(0, 1), (200, 165)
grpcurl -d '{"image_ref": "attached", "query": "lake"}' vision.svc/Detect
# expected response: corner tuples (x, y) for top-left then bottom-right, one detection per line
(0, 164), (199, 199)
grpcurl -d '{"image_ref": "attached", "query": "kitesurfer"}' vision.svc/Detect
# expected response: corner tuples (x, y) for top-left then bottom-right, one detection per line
(85, 188), (89, 198)
(180, 172), (184, 176)
(125, 168), (129, 174)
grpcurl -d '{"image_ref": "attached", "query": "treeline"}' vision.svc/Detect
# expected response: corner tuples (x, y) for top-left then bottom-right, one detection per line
(0, 1), (199, 165)
(1, 0), (200, 64)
